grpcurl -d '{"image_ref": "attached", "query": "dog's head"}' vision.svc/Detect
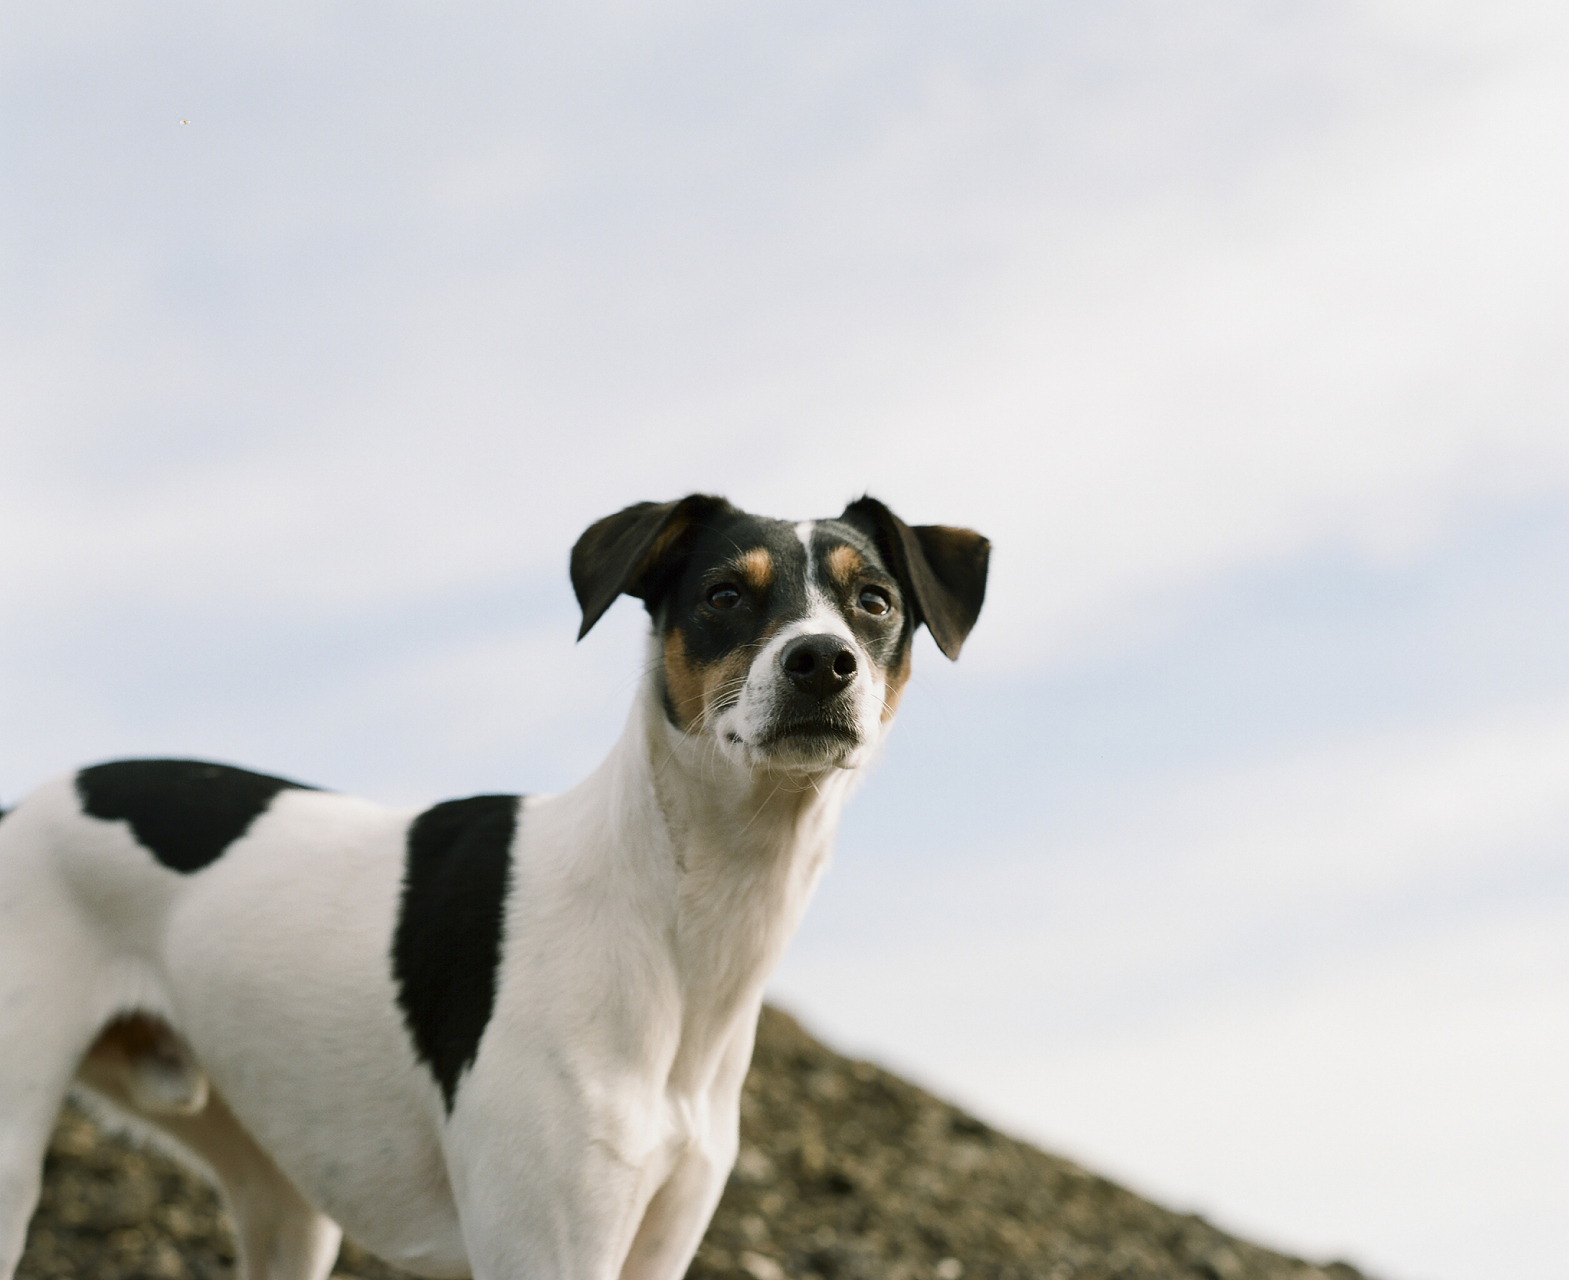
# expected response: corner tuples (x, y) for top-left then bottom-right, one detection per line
(571, 495), (989, 773)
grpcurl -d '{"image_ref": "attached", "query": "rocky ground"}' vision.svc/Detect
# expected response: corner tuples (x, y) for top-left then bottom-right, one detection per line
(18, 1007), (1374, 1280)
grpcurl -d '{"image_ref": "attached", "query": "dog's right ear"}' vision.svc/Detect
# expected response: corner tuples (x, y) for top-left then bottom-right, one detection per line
(839, 496), (990, 660)
(571, 495), (731, 640)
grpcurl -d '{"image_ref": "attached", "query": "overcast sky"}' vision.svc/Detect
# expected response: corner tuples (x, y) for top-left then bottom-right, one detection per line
(3, 3), (1566, 1278)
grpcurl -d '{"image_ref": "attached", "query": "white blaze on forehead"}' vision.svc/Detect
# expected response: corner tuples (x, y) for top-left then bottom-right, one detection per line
(794, 520), (816, 584)
(780, 518), (853, 644)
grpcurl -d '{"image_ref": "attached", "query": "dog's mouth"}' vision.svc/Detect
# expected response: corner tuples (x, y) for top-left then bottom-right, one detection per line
(750, 718), (862, 764)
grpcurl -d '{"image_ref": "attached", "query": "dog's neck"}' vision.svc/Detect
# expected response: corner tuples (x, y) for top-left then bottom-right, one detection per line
(565, 649), (866, 1090)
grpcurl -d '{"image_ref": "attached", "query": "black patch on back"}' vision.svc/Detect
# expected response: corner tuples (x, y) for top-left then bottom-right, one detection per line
(392, 793), (520, 1112)
(75, 759), (315, 874)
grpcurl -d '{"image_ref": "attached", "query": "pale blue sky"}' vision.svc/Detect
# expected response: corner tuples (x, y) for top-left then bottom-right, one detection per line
(4, 4), (1567, 1278)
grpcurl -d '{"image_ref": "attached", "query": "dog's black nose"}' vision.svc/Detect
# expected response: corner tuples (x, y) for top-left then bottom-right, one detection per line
(780, 634), (857, 698)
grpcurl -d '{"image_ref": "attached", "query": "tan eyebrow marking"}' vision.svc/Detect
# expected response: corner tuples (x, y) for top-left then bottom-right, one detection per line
(826, 544), (865, 587)
(735, 547), (773, 592)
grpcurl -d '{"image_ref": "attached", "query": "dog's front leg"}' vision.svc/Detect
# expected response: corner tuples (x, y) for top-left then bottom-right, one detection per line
(443, 1077), (658, 1280)
(614, 1139), (734, 1280)
(615, 1016), (756, 1280)
(448, 1137), (649, 1280)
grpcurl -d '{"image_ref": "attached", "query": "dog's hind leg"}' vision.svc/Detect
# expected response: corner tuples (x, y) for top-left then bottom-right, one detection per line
(0, 1037), (86, 1280)
(142, 1095), (342, 1280)
(0, 977), (101, 1279)
(78, 1021), (341, 1280)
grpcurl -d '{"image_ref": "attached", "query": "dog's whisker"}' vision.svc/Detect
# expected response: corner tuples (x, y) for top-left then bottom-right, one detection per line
(735, 777), (788, 840)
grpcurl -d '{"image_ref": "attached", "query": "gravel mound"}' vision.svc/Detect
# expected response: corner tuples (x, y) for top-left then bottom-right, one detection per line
(18, 1006), (1373, 1280)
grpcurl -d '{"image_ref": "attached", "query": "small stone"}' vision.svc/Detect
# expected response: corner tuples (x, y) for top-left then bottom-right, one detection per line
(936, 1258), (964, 1280)
(740, 1250), (788, 1280)
(159, 1204), (196, 1240)
(1202, 1246), (1245, 1280)
(108, 1226), (145, 1259)
(734, 1146), (776, 1184)
(797, 1135), (828, 1177)
(150, 1239), (187, 1279)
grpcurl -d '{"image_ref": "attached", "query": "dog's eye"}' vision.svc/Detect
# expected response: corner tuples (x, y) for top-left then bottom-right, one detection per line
(706, 584), (742, 611)
(857, 587), (892, 616)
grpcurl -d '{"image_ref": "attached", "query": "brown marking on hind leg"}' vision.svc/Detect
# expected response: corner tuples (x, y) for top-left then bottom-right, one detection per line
(81, 1013), (208, 1115)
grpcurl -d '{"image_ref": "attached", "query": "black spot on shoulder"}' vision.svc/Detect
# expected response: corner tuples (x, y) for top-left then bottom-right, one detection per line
(392, 793), (520, 1112)
(75, 759), (315, 874)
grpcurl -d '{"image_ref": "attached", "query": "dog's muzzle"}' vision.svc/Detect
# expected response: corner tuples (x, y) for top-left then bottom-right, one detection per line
(759, 634), (864, 758)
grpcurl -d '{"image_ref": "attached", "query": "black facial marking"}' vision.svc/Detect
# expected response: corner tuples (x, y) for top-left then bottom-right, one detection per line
(640, 511), (924, 734)
(667, 517), (807, 642)
(75, 759), (315, 874)
(392, 793), (520, 1113)
(653, 513), (811, 729)
(812, 521), (912, 671)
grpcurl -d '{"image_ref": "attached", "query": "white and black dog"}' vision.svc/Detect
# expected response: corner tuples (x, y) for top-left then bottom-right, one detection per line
(0, 495), (987, 1280)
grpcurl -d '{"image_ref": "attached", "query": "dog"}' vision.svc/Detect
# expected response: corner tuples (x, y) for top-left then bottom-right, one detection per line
(0, 494), (988, 1280)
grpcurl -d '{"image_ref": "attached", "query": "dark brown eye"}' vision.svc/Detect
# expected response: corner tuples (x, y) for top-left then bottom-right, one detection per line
(858, 587), (891, 616)
(707, 584), (742, 610)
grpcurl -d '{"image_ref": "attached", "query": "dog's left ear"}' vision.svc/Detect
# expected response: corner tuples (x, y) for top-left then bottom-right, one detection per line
(571, 494), (732, 639)
(839, 496), (990, 660)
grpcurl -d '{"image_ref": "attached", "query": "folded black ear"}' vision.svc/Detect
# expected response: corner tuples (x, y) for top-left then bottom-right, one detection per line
(840, 496), (990, 660)
(570, 494), (732, 639)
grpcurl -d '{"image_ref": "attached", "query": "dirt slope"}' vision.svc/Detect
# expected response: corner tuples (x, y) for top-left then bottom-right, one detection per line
(18, 1006), (1373, 1280)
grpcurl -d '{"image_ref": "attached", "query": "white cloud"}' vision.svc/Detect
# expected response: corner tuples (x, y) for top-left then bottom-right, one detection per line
(5, 0), (1565, 679)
